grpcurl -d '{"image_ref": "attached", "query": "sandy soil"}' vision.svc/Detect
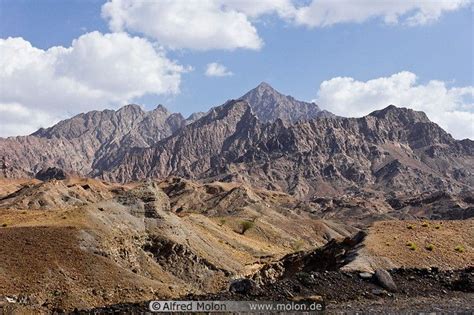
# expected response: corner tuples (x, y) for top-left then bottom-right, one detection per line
(365, 220), (474, 269)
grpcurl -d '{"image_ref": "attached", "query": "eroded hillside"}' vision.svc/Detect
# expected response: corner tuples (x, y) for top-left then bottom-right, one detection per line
(0, 177), (472, 312)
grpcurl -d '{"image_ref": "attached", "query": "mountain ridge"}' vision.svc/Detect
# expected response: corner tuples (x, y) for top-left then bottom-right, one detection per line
(98, 100), (472, 198)
(0, 83), (472, 200)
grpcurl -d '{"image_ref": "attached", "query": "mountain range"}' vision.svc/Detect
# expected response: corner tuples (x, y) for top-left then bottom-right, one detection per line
(1, 83), (472, 200)
(1, 82), (473, 313)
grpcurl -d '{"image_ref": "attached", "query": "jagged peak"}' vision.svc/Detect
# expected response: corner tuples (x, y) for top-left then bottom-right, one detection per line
(186, 111), (206, 120)
(116, 104), (145, 114)
(256, 81), (273, 90)
(153, 104), (170, 113)
(197, 99), (255, 126)
(214, 99), (252, 115)
(239, 82), (325, 123)
(247, 81), (281, 96)
(368, 105), (430, 122)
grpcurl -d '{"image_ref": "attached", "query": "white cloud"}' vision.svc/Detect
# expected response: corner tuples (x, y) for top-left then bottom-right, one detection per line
(294, 0), (470, 27)
(221, 0), (295, 18)
(100, 0), (470, 52)
(0, 32), (188, 137)
(205, 62), (233, 77)
(0, 103), (58, 138)
(315, 71), (474, 139)
(101, 0), (264, 51)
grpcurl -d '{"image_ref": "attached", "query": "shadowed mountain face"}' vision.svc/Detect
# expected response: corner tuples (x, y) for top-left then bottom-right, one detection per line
(99, 101), (473, 198)
(0, 84), (472, 200)
(240, 82), (334, 123)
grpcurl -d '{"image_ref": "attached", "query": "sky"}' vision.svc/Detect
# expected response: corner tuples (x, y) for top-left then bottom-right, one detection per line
(0, 0), (472, 139)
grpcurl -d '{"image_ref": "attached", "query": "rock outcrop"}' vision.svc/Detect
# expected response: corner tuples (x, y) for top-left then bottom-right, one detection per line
(35, 167), (69, 181)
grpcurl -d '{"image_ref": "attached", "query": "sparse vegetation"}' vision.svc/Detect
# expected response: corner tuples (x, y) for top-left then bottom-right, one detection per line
(454, 245), (465, 253)
(292, 239), (305, 251)
(425, 243), (434, 251)
(239, 220), (255, 234)
(406, 241), (417, 251)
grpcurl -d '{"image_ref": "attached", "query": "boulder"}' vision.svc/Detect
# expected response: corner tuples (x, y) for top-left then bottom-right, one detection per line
(229, 278), (257, 294)
(374, 269), (397, 292)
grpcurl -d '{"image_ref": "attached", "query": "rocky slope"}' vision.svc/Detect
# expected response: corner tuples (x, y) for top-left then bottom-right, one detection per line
(0, 104), (186, 178)
(100, 101), (473, 199)
(0, 176), (472, 313)
(0, 176), (357, 311)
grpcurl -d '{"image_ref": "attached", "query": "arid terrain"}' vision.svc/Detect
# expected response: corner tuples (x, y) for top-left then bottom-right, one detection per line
(0, 176), (472, 313)
(0, 84), (472, 313)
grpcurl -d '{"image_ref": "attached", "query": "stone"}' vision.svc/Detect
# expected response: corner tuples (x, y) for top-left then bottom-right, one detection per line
(359, 272), (373, 280)
(229, 278), (257, 294)
(374, 269), (398, 292)
(371, 289), (385, 296)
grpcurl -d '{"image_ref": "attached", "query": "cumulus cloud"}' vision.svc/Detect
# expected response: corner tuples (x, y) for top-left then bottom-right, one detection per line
(205, 62), (233, 77)
(101, 0), (264, 51)
(220, 0), (295, 18)
(315, 71), (474, 140)
(0, 32), (187, 137)
(101, 0), (469, 51)
(294, 0), (470, 27)
(0, 103), (58, 138)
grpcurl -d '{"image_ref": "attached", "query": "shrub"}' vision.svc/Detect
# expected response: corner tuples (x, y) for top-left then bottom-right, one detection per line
(454, 245), (465, 253)
(406, 242), (417, 251)
(425, 244), (434, 251)
(292, 240), (305, 251)
(434, 225), (441, 229)
(1, 223), (7, 227)
(240, 220), (255, 234)
(385, 242), (391, 246)
(407, 224), (415, 230)
(219, 218), (226, 226)
(421, 222), (429, 227)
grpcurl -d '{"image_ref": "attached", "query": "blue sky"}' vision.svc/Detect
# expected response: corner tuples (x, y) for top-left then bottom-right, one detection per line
(0, 0), (472, 138)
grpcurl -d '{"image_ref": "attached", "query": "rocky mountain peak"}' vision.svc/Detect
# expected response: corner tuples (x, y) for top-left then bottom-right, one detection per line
(240, 82), (331, 123)
(116, 104), (145, 115)
(369, 105), (430, 123)
(153, 104), (171, 114)
(254, 81), (277, 93)
(186, 111), (207, 124)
